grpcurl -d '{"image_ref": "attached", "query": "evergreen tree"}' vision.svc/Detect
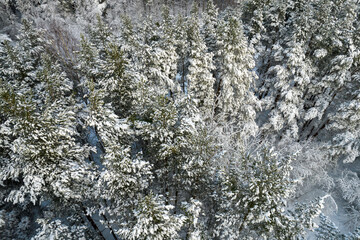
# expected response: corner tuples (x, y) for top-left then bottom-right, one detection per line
(186, 4), (216, 114)
(117, 193), (185, 240)
(173, 14), (189, 93)
(137, 11), (179, 96)
(215, 146), (323, 239)
(262, 39), (315, 138)
(0, 20), (97, 239)
(316, 214), (344, 240)
(215, 12), (259, 135)
(202, 0), (219, 54)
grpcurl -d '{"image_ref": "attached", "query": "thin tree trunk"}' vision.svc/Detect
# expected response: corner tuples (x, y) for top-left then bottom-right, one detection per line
(101, 212), (119, 240)
(238, 207), (251, 234)
(82, 205), (106, 240)
(181, 59), (186, 92)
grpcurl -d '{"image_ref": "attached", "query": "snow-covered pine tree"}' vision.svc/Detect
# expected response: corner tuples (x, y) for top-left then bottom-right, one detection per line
(0, 20), (97, 239)
(242, 0), (287, 76)
(174, 14), (189, 93)
(251, 0), (317, 139)
(137, 9), (179, 97)
(134, 93), (218, 237)
(172, 95), (218, 197)
(181, 198), (207, 239)
(215, 11), (259, 135)
(119, 14), (142, 64)
(299, 0), (357, 139)
(90, 16), (136, 117)
(32, 218), (89, 240)
(158, 5), (181, 96)
(328, 88), (360, 163)
(262, 38), (315, 139)
(186, 3), (216, 114)
(117, 193), (185, 240)
(324, 0), (360, 163)
(214, 145), (323, 239)
(202, 0), (219, 54)
(89, 15), (113, 56)
(316, 214), (344, 240)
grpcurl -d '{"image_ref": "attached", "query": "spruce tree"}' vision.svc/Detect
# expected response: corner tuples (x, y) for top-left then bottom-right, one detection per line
(0, 20), (97, 239)
(186, 4), (216, 114)
(215, 12), (259, 135)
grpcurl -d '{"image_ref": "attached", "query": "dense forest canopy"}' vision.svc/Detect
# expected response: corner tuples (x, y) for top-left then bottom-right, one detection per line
(1, 0), (360, 239)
